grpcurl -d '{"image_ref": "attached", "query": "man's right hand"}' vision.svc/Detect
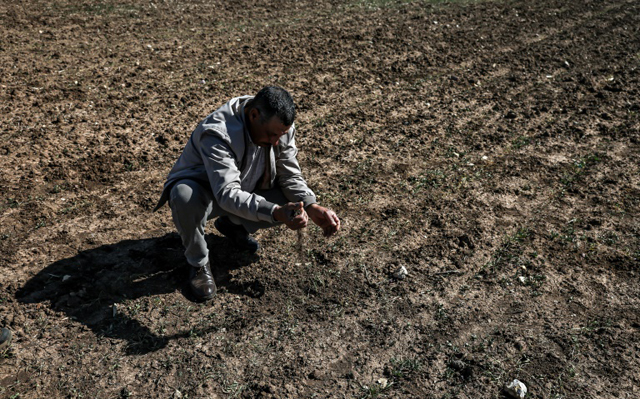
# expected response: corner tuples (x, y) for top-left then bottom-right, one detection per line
(273, 202), (308, 230)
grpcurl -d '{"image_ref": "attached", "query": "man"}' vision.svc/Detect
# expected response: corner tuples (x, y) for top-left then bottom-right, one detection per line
(155, 86), (340, 301)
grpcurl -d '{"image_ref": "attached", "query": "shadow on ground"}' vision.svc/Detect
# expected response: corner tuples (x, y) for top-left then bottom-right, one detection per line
(15, 233), (261, 355)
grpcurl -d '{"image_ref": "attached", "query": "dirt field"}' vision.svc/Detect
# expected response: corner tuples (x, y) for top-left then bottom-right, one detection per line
(1, 0), (639, 397)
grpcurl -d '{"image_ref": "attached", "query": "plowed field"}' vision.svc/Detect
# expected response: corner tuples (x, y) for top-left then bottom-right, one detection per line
(1, 0), (639, 397)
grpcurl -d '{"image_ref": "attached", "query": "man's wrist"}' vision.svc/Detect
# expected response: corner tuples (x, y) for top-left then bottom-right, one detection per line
(304, 202), (319, 211)
(270, 204), (279, 223)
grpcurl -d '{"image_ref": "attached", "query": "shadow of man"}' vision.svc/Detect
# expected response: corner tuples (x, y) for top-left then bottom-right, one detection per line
(15, 233), (262, 355)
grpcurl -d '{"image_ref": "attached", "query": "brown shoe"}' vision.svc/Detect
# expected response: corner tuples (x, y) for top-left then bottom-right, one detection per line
(0, 328), (12, 351)
(189, 262), (217, 301)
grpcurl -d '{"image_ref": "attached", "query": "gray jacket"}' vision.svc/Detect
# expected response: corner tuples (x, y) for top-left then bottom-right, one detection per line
(154, 96), (317, 222)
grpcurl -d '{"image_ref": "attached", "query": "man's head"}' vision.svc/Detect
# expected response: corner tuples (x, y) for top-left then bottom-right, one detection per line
(246, 86), (295, 147)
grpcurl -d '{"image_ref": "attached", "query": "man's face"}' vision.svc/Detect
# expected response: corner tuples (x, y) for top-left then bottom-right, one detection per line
(248, 108), (290, 147)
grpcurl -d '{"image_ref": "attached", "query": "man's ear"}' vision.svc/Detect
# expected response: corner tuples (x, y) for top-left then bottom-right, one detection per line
(249, 108), (261, 124)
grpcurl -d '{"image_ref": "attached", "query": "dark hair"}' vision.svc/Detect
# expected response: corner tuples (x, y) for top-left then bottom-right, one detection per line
(249, 86), (296, 126)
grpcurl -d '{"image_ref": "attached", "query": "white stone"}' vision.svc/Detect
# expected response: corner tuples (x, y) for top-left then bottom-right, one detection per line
(394, 265), (408, 279)
(504, 379), (527, 399)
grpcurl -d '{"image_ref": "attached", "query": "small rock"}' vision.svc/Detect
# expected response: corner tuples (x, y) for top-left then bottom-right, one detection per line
(309, 369), (325, 380)
(518, 276), (527, 284)
(393, 265), (408, 280)
(448, 359), (473, 378)
(377, 378), (388, 388)
(257, 382), (275, 393)
(504, 379), (527, 399)
(345, 370), (360, 380)
(448, 359), (466, 371)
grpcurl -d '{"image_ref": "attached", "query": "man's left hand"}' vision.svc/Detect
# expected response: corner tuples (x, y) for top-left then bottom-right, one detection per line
(306, 204), (341, 237)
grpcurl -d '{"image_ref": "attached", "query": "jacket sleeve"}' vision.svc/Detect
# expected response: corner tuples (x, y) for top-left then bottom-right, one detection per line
(275, 127), (317, 208)
(200, 132), (276, 222)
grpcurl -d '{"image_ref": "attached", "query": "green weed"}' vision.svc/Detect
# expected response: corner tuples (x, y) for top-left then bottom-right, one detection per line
(387, 357), (422, 379)
(359, 380), (393, 399)
(511, 135), (531, 149)
(409, 169), (447, 192)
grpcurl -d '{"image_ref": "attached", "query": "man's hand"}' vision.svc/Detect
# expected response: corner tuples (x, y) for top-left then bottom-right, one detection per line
(273, 202), (308, 230)
(306, 204), (341, 237)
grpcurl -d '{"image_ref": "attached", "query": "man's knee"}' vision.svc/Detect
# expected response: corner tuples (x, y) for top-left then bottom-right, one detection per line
(170, 180), (211, 210)
(170, 182), (195, 207)
(169, 183), (193, 205)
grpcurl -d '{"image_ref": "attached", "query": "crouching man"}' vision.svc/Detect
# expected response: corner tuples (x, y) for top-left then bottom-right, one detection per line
(154, 86), (340, 301)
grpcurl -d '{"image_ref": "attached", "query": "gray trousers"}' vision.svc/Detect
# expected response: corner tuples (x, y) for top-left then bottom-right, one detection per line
(169, 179), (286, 268)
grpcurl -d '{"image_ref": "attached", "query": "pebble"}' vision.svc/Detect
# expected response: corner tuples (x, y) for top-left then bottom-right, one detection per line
(514, 339), (526, 351)
(309, 369), (325, 380)
(448, 359), (466, 371)
(393, 265), (408, 279)
(504, 379), (527, 399)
